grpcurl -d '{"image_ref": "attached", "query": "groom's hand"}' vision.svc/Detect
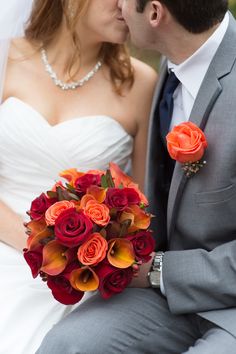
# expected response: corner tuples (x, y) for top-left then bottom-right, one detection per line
(129, 252), (155, 288)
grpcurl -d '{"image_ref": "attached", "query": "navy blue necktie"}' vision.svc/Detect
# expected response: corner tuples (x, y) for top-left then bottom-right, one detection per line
(159, 71), (180, 141)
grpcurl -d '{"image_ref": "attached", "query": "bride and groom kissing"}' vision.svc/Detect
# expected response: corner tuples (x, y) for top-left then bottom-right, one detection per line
(0, 0), (235, 353)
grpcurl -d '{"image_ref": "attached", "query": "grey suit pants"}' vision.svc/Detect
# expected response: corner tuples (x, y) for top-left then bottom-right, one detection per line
(36, 288), (236, 354)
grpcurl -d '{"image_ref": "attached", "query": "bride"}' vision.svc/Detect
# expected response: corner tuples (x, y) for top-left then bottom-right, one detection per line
(0, 0), (157, 353)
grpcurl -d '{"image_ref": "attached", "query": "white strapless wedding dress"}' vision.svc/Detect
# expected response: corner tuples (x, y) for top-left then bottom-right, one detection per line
(0, 97), (133, 354)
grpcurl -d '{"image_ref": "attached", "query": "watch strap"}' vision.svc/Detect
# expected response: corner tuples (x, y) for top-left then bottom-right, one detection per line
(148, 251), (165, 288)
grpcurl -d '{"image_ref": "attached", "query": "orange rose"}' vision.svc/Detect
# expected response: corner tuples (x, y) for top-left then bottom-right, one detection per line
(77, 232), (108, 266)
(45, 200), (75, 226)
(84, 200), (110, 226)
(166, 122), (207, 163)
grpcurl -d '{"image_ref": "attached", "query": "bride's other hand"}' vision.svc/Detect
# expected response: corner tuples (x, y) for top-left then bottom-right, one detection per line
(0, 200), (27, 251)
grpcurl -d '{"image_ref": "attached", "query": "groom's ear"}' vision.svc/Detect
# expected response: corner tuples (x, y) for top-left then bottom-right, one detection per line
(149, 1), (164, 28)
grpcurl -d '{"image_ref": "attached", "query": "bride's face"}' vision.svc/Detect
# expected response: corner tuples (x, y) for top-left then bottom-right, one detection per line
(79, 0), (129, 44)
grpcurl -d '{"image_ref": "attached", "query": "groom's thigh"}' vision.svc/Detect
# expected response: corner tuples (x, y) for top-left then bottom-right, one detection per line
(184, 325), (236, 354)
(36, 288), (199, 354)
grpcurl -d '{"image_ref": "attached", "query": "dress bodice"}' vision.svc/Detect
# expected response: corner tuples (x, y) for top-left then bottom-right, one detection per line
(0, 97), (133, 218)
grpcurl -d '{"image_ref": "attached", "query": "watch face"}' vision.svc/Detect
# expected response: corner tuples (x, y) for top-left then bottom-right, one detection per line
(149, 271), (160, 288)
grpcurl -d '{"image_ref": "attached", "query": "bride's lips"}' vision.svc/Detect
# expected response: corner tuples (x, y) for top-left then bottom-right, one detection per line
(117, 15), (126, 22)
(116, 16), (129, 30)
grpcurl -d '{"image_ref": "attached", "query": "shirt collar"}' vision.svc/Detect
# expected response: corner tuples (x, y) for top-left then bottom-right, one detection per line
(168, 12), (229, 100)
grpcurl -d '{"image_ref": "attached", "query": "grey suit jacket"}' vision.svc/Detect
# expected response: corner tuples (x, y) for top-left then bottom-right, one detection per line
(145, 12), (236, 336)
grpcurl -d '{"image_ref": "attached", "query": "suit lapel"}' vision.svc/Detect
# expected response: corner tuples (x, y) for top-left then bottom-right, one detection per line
(145, 61), (168, 196)
(167, 75), (222, 237)
(167, 13), (236, 238)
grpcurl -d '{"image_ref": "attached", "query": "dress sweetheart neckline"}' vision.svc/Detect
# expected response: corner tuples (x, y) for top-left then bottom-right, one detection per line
(1, 96), (133, 139)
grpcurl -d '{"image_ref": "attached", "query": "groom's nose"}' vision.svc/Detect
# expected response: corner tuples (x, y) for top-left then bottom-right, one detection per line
(117, 0), (123, 11)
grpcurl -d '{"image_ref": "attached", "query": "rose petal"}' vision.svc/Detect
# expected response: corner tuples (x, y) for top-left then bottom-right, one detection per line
(77, 232), (108, 266)
(80, 194), (96, 209)
(166, 122), (207, 163)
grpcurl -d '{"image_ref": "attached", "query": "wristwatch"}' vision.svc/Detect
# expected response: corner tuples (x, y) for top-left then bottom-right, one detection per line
(148, 252), (165, 288)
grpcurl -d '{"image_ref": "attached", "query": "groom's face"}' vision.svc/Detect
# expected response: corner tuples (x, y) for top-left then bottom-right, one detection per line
(119, 0), (152, 48)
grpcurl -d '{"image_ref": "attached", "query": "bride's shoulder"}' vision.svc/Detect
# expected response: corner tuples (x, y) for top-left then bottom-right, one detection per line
(8, 37), (37, 60)
(128, 57), (158, 103)
(131, 57), (158, 86)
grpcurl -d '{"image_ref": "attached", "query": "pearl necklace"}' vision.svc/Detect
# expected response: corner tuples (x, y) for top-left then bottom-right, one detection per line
(41, 48), (102, 90)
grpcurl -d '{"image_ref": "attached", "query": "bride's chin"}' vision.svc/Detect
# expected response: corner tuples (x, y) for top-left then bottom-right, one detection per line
(111, 31), (130, 45)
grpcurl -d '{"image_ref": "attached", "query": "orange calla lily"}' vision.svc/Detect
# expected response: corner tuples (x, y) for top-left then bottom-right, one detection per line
(107, 238), (135, 268)
(25, 218), (47, 237)
(109, 162), (148, 206)
(119, 211), (135, 228)
(119, 205), (151, 233)
(86, 185), (106, 203)
(87, 169), (105, 176)
(129, 205), (151, 229)
(59, 168), (84, 187)
(41, 240), (68, 275)
(70, 267), (99, 292)
(109, 162), (131, 187)
(27, 227), (53, 251)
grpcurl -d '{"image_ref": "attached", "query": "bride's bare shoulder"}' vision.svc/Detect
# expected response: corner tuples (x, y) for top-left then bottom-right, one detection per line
(129, 57), (158, 100)
(9, 37), (37, 60)
(131, 56), (158, 86)
(128, 57), (158, 105)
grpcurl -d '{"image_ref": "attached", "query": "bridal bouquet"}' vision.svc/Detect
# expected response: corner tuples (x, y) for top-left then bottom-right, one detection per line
(23, 163), (155, 305)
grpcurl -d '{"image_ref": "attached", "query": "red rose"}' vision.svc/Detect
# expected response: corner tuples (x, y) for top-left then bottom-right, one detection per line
(28, 193), (56, 220)
(126, 231), (155, 262)
(54, 208), (93, 248)
(23, 246), (43, 278)
(96, 262), (133, 299)
(105, 188), (140, 211)
(47, 262), (84, 305)
(123, 188), (141, 205)
(75, 174), (101, 193)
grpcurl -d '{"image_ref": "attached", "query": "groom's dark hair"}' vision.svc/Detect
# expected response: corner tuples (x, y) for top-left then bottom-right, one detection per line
(136, 0), (228, 33)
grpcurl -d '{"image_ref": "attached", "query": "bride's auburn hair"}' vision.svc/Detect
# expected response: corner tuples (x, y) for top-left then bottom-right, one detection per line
(25, 0), (134, 94)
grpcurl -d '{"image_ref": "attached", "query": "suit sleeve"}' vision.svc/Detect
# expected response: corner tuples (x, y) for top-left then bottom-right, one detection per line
(162, 240), (236, 314)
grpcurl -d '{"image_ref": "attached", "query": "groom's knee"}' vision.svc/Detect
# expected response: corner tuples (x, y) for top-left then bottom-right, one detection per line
(36, 311), (115, 354)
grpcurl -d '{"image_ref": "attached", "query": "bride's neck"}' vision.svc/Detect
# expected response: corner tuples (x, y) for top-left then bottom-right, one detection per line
(45, 22), (102, 70)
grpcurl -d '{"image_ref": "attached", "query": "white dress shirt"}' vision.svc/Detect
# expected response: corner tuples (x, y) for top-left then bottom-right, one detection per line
(160, 13), (229, 296)
(168, 12), (229, 130)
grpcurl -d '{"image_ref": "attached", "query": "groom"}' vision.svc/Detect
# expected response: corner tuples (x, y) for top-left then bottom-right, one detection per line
(37, 1), (236, 353)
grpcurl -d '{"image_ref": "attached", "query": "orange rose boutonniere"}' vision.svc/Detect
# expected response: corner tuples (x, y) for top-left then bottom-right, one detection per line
(166, 122), (208, 177)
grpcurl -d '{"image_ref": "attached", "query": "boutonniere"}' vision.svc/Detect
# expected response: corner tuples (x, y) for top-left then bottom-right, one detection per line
(166, 122), (207, 178)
